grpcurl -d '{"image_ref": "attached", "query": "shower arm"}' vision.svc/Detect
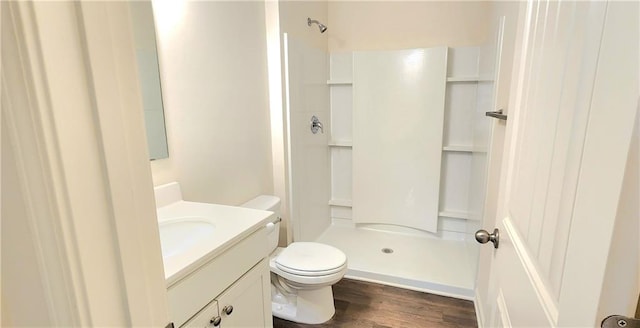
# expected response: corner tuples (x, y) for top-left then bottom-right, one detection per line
(307, 17), (327, 33)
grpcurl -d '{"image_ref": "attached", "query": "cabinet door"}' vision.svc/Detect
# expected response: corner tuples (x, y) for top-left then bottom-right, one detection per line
(218, 259), (272, 328)
(182, 300), (219, 328)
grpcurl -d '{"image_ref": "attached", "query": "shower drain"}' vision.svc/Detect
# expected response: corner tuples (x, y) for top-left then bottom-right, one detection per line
(381, 248), (394, 254)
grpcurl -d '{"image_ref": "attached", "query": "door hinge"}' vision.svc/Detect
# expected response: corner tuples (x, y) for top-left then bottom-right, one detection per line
(602, 315), (640, 328)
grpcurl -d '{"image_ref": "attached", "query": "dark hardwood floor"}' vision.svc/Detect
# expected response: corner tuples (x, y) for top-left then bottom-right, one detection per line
(273, 279), (477, 328)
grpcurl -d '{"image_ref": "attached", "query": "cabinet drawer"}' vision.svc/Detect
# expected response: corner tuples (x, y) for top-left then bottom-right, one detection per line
(169, 228), (267, 326)
(183, 300), (219, 328)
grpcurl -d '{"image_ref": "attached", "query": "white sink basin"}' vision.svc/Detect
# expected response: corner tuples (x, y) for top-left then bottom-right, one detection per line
(159, 218), (216, 260)
(156, 200), (273, 285)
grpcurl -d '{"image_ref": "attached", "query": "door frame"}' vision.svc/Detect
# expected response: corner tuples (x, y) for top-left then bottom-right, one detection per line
(2, 2), (169, 326)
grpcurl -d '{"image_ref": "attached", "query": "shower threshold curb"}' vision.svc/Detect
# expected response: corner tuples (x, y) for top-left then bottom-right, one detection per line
(344, 268), (475, 301)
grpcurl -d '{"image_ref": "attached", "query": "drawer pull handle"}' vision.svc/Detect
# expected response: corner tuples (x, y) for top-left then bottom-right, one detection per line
(209, 316), (221, 326)
(223, 305), (234, 315)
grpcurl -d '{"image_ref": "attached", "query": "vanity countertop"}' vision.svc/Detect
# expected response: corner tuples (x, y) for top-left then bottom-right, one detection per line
(157, 200), (273, 286)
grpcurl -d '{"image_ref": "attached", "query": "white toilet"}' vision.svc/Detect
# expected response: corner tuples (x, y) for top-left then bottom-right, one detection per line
(242, 195), (347, 324)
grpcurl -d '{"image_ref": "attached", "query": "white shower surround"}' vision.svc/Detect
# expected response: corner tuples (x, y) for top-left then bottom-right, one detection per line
(351, 48), (447, 233)
(285, 43), (490, 299)
(283, 35), (332, 242)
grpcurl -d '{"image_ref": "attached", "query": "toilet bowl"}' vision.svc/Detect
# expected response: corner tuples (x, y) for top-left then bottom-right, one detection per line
(241, 196), (347, 324)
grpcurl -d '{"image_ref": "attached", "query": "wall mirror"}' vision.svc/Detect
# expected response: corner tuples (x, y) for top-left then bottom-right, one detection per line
(129, 1), (169, 160)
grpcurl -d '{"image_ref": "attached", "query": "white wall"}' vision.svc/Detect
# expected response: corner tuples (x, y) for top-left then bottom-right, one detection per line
(597, 113), (639, 319)
(327, 1), (490, 52)
(151, 1), (274, 205)
(279, 1), (328, 52)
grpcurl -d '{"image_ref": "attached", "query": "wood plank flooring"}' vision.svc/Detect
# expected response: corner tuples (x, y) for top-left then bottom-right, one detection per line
(273, 279), (477, 328)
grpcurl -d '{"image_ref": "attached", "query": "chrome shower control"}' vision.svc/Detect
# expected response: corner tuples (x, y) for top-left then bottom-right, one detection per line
(310, 115), (324, 134)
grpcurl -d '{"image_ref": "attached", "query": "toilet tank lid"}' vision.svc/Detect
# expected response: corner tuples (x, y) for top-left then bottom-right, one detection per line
(241, 195), (280, 212)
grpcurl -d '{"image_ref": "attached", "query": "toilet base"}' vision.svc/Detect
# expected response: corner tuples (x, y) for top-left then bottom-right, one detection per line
(271, 285), (336, 324)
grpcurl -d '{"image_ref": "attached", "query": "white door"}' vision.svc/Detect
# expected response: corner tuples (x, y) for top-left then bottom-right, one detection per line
(473, 13), (509, 322)
(479, 0), (639, 326)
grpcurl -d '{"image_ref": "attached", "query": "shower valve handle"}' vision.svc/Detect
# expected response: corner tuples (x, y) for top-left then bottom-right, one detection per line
(310, 115), (324, 134)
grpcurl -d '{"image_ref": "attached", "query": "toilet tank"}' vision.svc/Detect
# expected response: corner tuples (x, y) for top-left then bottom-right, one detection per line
(241, 195), (281, 251)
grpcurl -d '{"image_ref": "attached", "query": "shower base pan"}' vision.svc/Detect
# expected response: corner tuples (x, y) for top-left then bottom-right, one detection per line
(316, 224), (476, 300)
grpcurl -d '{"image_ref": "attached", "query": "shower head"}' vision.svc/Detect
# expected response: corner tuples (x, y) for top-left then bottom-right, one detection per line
(307, 17), (327, 33)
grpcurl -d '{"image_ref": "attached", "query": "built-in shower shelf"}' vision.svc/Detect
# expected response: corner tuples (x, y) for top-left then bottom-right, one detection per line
(446, 76), (494, 82)
(329, 199), (352, 207)
(329, 140), (353, 147)
(443, 145), (473, 152)
(442, 145), (487, 153)
(438, 210), (470, 220)
(327, 79), (353, 85)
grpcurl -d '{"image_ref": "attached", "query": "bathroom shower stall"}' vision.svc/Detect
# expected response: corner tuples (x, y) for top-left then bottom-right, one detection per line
(281, 27), (500, 299)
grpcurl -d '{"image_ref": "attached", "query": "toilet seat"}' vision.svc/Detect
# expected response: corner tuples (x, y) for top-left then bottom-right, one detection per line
(276, 263), (345, 277)
(275, 242), (347, 277)
(269, 243), (348, 286)
(270, 259), (347, 287)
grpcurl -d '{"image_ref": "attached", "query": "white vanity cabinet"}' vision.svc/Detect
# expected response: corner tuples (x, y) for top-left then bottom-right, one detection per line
(167, 227), (273, 327)
(183, 259), (272, 328)
(155, 183), (274, 327)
